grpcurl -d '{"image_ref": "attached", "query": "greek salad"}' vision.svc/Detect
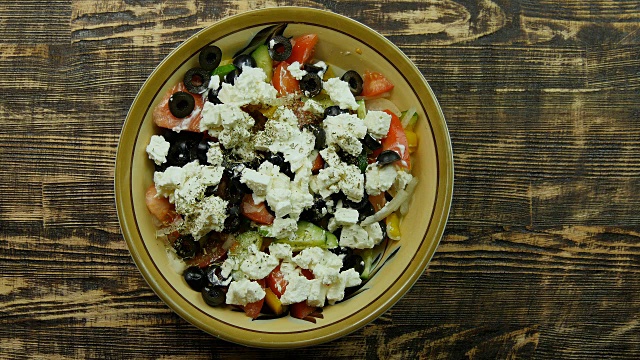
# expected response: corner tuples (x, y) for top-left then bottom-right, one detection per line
(144, 25), (420, 321)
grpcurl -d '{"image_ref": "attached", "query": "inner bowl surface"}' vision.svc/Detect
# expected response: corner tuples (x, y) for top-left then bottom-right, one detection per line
(115, 7), (453, 348)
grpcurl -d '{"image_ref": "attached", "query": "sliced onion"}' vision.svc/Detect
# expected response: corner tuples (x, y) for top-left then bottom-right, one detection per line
(356, 91), (391, 101)
(221, 233), (237, 251)
(399, 177), (419, 215)
(361, 178), (418, 226)
(400, 107), (416, 129)
(364, 98), (401, 117)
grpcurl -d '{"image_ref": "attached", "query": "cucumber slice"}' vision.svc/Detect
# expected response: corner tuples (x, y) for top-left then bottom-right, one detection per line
(400, 110), (419, 131)
(251, 44), (273, 82)
(229, 231), (263, 257)
(212, 64), (236, 77)
(359, 248), (374, 280)
(273, 221), (338, 251)
(311, 93), (335, 108)
(356, 99), (366, 119)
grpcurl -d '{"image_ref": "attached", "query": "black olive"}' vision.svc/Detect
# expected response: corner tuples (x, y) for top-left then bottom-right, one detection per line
(154, 162), (168, 172)
(303, 124), (326, 150)
(379, 221), (387, 239)
(304, 63), (326, 74)
(199, 45), (223, 71)
(300, 197), (326, 223)
(362, 133), (382, 151)
(207, 87), (222, 104)
(324, 105), (347, 118)
(183, 68), (211, 94)
(173, 235), (198, 259)
(300, 73), (323, 97)
(201, 284), (226, 307)
(341, 70), (364, 96)
(224, 68), (241, 85)
(377, 150), (402, 165)
(168, 91), (195, 118)
(343, 194), (369, 210)
(183, 266), (207, 291)
(233, 54), (256, 70)
(195, 139), (210, 164)
(268, 153), (294, 180)
(358, 202), (375, 222)
(330, 246), (352, 258)
(205, 264), (227, 286)
(342, 254), (365, 274)
(267, 35), (292, 61)
(224, 204), (242, 232)
(167, 140), (193, 167)
(204, 185), (217, 197)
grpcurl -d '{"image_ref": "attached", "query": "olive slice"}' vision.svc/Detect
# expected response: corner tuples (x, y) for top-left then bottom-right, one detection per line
(300, 73), (323, 97)
(168, 91), (195, 118)
(268, 35), (292, 61)
(201, 284), (226, 307)
(376, 150), (402, 165)
(199, 45), (222, 71)
(183, 67), (211, 94)
(233, 54), (256, 70)
(183, 266), (206, 291)
(362, 133), (382, 151)
(341, 70), (364, 96)
(173, 235), (198, 259)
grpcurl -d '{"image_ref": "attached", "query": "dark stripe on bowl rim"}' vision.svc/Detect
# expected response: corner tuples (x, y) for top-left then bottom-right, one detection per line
(128, 21), (441, 336)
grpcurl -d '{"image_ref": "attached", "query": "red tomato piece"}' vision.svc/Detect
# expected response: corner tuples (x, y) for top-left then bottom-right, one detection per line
(145, 185), (181, 226)
(300, 268), (314, 280)
(369, 193), (387, 213)
(361, 71), (394, 98)
(267, 264), (288, 298)
(272, 62), (300, 96)
(241, 194), (275, 225)
(186, 234), (227, 268)
(290, 301), (317, 320)
(311, 153), (324, 174)
(243, 279), (266, 319)
(381, 110), (411, 169)
(152, 82), (203, 132)
(286, 34), (318, 64)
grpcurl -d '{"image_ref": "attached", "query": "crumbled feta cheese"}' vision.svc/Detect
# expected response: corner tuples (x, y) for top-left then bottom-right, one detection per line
(226, 279), (266, 306)
(239, 250), (280, 280)
(313, 61), (327, 78)
(339, 224), (375, 249)
(311, 251), (344, 285)
(280, 272), (312, 305)
(311, 148), (364, 202)
(306, 279), (329, 307)
(327, 268), (362, 305)
(217, 67), (278, 106)
(146, 135), (170, 165)
(287, 61), (308, 80)
(166, 247), (187, 274)
(363, 110), (392, 139)
(393, 170), (414, 192)
(259, 217), (298, 239)
(208, 74), (220, 90)
(220, 257), (238, 279)
(364, 222), (384, 245)
(241, 168), (271, 200)
(302, 99), (324, 115)
(323, 113), (367, 156)
(333, 208), (359, 226)
(183, 195), (228, 239)
(292, 247), (325, 270)
(365, 163), (398, 196)
(323, 78), (359, 110)
(205, 142), (224, 166)
(268, 243), (293, 261)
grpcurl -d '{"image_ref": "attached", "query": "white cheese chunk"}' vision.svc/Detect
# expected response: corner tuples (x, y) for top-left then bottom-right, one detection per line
(363, 110), (392, 139)
(146, 135), (170, 165)
(268, 243), (293, 261)
(205, 142), (224, 166)
(259, 217), (298, 239)
(333, 208), (359, 226)
(217, 67), (278, 106)
(323, 113), (367, 156)
(225, 279), (266, 306)
(339, 224), (375, 249)
(306, 279), (329, 307)
(287, 61), (307, 80)
(239, 250), (280, 280)
(365, 163), (398, 196)
(323, 78), (359, 110)
(302, 99), (324, 115)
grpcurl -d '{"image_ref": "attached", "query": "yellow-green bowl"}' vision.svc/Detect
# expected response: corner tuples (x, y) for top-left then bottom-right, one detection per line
(115, 7), (453, 348)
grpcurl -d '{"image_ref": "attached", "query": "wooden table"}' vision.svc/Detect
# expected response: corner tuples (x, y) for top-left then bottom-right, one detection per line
(2, 1), (639, 358)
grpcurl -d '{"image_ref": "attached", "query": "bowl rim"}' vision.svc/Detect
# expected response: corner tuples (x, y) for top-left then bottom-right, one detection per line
(115, 6), (454, 348)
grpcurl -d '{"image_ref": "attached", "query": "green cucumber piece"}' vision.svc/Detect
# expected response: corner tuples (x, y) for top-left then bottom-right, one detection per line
(311, 93), (335, 108)
(251, 44), (273, 82)
(400, 110), (419, 131)
(229, 231), (263, 257)
(212, 64), (236, 77)
(273, 221), (338, 251)
(357, 99), (366, 119)
(359, 249), (374, 280)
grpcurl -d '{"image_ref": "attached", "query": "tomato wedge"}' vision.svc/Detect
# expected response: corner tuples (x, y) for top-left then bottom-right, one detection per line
(186, 234), (227, 268)
(361, 71), (394, 98)
(272, 62), (300, 95)
(311, 153), (324, 174)
(267, 264), (288, 298)
(381, 110), (411, 169)
(286, 34), (318, 64)
(243, 279), (266, 319)
(145, 185), (181, 226)
(290, 301), (317, 320)
(241, 194), (275, 225)
(369, 193), (387, 212)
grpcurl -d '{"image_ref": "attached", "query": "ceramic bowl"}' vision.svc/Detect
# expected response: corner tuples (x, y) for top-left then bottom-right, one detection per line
(115, 7), (453, 348)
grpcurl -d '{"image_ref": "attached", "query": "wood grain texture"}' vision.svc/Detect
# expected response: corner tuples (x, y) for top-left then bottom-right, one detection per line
(1, 0), (639, 358)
